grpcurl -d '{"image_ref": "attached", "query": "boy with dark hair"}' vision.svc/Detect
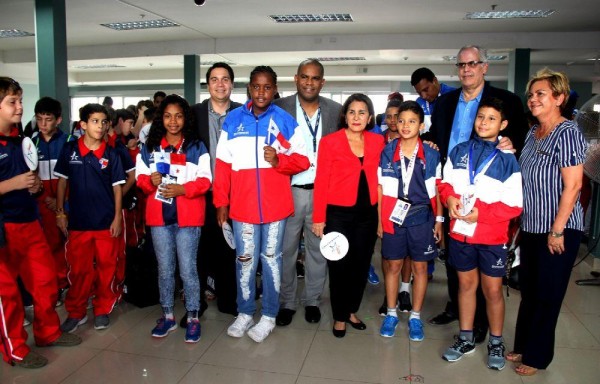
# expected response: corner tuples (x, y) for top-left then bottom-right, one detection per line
(439, 97), (522, 370)
(55, 103), (126, 332)
(153, 91), (166, 107)
(378, 100), (443, 340)
(0, 77), (81, 369)
(34, 96), (73, 297)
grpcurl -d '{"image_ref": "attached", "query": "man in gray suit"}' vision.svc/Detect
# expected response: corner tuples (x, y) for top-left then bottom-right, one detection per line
(274, 59), (342, 326)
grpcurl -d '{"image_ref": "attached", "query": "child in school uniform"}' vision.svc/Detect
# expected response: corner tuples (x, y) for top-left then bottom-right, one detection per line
(55, 103), (126, 332)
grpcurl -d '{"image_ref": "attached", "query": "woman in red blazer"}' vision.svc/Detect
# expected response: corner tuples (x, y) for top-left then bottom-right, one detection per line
(312, 93), (385, 337)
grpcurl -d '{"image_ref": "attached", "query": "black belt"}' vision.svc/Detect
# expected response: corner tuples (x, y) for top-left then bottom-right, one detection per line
(293, 184), (314, 190)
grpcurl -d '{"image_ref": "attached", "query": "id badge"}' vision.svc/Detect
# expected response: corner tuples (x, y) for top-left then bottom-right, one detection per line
(390, 198), (412, 225)
(155, 175), (177, 205)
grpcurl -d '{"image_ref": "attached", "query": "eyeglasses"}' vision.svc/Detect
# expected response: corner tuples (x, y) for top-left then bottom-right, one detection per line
(455, 61), (484, 69)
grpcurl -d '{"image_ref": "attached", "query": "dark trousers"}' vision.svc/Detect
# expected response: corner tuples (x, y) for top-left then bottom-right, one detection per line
(197, 191), (237, 315)
(443, 216), (489, 332)
(514, 229), (582, 369)
(326, 204), (378, 322)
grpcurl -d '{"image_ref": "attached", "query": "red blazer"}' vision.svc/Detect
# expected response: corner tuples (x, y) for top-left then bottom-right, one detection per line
(313, 129), (385, 223)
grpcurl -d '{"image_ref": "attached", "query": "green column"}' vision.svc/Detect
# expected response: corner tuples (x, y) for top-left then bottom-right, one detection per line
(34, 0), (70, 129)
(508, 48), (530, 104)
(184, 55), (200, 104)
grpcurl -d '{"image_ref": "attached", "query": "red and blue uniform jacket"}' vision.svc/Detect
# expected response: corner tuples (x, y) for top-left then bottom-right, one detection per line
(438, 136), (523, 245)
(378, 138), (441, 234)
(35, 130), (74, 198)
(213, 101), (310, 224)
(136, 137), (211, 227)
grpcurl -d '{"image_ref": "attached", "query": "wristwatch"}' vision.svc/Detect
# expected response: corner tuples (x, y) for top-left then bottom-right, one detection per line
(549, 231), (564, 238)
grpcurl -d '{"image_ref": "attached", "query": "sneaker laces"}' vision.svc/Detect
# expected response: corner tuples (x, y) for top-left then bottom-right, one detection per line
(450, 337), (473, 353)
(488, 342), (505, 357)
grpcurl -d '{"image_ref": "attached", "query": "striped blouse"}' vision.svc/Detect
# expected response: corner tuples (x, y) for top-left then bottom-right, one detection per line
(520, 120), (587, 233)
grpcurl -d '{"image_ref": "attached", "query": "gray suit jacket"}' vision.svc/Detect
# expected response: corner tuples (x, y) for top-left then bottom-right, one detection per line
(274, 94), (342, 138)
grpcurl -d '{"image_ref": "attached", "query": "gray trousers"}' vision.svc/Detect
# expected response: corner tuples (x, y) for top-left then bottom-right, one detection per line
(280, 187), (327, 310)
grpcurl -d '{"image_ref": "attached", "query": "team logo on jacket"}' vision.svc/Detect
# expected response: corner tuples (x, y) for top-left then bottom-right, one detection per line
(382, 161), (395, 174)
(69, 151), (82, 164)
(234, 123), (248, 136)
(456, 153), (468, 169)
(99, 158), (109, 169)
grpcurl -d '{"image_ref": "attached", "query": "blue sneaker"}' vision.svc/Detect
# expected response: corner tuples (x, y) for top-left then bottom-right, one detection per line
(408, 318), (424, 341)
(368, 265), (380, 285)
(380, 315), (399, 337)
(185, 318), (201, 343)
(151, 317), (177, 338)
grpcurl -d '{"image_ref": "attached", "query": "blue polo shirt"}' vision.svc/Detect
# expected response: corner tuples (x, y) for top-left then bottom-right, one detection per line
(0, 128), (38, 223)
(54, 138), (126, 231)
(448, 89), (483, 155)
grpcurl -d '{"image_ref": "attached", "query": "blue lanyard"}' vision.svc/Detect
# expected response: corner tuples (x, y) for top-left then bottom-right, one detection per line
(301, 107), (321, 153)
(468, 142), (498, 185)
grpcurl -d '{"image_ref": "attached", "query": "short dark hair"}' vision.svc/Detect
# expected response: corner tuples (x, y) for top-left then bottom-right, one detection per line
(102, 96), (113, 106)
(79, 103), (108, 123)
(410, 67), (436, 87)
(116, 108), (135, 125)
(477, 97), (507, 121)
(297, 59), (324, 77)
(206, 62), (235, 83)
(386, 99), (402, 110)
(250, 66), (277, 85)
(34, 97), (62, 118)
(0, 77), (22, 103)
(338, 93), (375, 130)
(137, 99), (153, 110)
(153, 91), (167, 101)
(143, 107), (156, 121)
(398, 100), (424, 123)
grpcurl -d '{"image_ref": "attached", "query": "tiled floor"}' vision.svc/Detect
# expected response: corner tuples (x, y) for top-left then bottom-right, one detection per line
(1, 244), (599, 384)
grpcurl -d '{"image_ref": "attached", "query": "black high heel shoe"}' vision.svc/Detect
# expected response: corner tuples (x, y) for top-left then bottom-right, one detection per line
(332, 321), (346, 338)
(346, 318), (366, 330)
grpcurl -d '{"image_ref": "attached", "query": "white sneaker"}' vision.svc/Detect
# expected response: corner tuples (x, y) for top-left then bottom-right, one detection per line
(227, 314), (255, 338)
(247, 315), (276, 343)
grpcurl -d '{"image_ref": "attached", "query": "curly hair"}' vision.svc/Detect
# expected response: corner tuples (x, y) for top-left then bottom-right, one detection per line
(145, 94), (198, 151)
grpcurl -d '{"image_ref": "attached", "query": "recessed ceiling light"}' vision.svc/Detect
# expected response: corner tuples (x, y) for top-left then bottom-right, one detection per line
(71, 64), (126, 69)
(309, 57), (365, 62)
(443, 55), (507, 62)
(466, 10), (555, 19)
(0, 29), (34, 38)
(100, 19), (179, 31)
(269, 14), (353, 23)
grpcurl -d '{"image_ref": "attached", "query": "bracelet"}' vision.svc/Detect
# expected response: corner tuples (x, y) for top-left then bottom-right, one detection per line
(56, 208), (64, 213)
(435, 216), (445, 223)
(549, 231), (564, 238)
(56, 214), (67, 219)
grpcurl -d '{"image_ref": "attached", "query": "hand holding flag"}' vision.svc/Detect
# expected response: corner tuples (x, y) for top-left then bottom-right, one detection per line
(265, 118), (291, 152)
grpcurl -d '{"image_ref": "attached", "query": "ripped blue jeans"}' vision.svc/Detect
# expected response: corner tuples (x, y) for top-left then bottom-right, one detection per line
(232, 219), (287, 318)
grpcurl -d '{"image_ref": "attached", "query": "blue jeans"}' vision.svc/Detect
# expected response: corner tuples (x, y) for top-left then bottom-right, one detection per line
(151, 225), (201, 314)
(232, 219), (286, 318)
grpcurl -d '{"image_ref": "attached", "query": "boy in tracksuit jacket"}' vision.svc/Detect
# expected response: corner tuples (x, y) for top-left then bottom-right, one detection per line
(439, 97), (522, 371)
(0, 77), (81, 369)
(33, 97), (73, 294)
(378, 101), (442, 341)
(55, 103), (126, 333)
(213, 66), (309, 343)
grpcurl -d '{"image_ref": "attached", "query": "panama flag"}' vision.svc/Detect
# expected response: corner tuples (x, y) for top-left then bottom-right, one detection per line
(265, 118), (291, 150)
(169, 153), (187, 177)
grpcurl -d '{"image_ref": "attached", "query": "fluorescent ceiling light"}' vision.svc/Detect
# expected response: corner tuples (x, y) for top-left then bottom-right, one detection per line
(443, 55), (507, 61)
(200, 60), (235, 66)
(309, 57), (365, 62)
(0, 29), (34, 38)
(466, 10), (555, 19)
(71, 64), (126, 69)
(269, 14), (353, 23)
(100, 19), (179, 31)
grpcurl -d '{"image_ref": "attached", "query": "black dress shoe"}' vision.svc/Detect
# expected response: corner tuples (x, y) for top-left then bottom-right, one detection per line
(275, 308), (296, 326)
(305, 306), (321, 323)
(332, 323), (346, 338)
(346, 318), (367, 330)
(428, 311), (458, 326)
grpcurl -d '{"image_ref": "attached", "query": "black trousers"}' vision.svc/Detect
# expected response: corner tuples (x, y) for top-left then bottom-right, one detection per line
(197, 191), (237, 315)
(326, 204), (378, 322)
(514, 229), (582, 369)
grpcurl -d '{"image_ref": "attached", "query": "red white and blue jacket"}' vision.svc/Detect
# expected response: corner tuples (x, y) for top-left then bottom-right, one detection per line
(378, 138), (441, 234)
(136, 137), (212, 227)
(438, 136), (523, 245)
(213, 101), (310, 224)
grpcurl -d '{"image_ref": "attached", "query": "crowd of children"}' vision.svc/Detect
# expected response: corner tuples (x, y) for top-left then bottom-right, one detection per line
(1, 66), (526, 373)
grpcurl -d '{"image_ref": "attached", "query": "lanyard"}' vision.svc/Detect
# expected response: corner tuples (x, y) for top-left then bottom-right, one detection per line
(398, 143), (419, 198)
(468, 142), (498, 185)
(301, 107), (321, 153)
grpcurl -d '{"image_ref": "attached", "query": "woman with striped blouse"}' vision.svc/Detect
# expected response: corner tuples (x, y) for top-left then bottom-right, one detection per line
(509, 69), (587, 376)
